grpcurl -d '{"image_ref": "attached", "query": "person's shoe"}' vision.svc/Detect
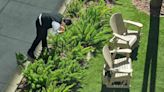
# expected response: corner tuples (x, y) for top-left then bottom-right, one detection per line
(27, 51), (36, 61)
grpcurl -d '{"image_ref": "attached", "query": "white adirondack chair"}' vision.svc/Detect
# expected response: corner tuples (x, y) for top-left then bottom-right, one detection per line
(102, 45), (133, 88)
(110, 13), (143, 49)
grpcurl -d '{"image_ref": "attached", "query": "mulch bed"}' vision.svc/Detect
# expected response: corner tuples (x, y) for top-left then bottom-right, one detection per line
(132, 0), (164, 15)
(15, 77), (29, 92)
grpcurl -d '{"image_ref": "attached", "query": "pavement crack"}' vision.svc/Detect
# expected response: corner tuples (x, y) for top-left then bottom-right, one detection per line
(12, 0), (52, 11)
(0, 33), (31, 44)
(0, 0), (10, 14)
(0, 81), (6, 84)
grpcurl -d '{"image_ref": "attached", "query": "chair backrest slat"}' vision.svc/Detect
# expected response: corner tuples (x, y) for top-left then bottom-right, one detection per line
(110, 13), (127, 35)
(103, 45), (113, 68)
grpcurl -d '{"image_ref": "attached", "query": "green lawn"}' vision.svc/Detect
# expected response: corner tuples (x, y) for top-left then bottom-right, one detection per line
(80, 0), (164, 92)
(79, 53), (104, 92)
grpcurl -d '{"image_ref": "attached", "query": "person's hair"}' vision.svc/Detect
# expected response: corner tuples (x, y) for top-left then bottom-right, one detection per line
(63, 18), (72, 26)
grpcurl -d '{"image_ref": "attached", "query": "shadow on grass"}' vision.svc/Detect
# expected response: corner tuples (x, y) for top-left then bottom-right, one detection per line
(142, 0), (162, 92)
(131, 46), (139, 61)
(101, 84), (129, 92)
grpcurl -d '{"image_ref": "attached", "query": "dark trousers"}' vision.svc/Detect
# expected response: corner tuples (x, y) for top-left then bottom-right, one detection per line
(28, 18), (50, 56)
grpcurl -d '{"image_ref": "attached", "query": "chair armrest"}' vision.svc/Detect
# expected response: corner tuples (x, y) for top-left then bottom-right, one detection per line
(123, 20), (143, 28)
(113, 33), (129, 42)
(110, 49), (132, 54)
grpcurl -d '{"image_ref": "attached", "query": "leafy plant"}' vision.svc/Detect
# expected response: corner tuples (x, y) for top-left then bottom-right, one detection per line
(23, 55), (85, 92)
(65, 0), (83, 18)
(65, 18), (110, 49)
(15, 52), (26, 67)
(66, 43), (94, 66)
(42, 82), (75, 92)
(23, 59), (51, 91)
(80, 0), (111, 28)
(47, 32), (78, 58)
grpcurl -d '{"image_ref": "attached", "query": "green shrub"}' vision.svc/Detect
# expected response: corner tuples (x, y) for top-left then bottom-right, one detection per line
(15, 52), (26, 67)
(23, 56), (85, 92)
(65, 0), (83, 18)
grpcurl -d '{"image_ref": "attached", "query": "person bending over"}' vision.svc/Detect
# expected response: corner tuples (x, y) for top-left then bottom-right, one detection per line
(27, 12), (72, 59)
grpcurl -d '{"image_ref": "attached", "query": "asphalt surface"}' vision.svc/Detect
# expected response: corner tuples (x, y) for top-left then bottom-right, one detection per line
(0, 0), (65, 91)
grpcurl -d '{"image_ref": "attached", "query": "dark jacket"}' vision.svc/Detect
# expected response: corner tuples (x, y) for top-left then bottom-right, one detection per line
(39, 12), (63, 28)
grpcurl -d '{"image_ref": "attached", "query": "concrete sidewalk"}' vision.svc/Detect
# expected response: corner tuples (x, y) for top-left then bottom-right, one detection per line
(0, 0), (69, 91)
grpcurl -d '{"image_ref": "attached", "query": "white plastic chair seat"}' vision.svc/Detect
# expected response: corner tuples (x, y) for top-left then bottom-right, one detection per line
(117, 35), (137, 47)
(114, 57), (129, 65)
(114, 58), (132, 78)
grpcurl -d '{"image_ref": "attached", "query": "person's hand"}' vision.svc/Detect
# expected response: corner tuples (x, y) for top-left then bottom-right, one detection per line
(59, 25), (65, 33)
